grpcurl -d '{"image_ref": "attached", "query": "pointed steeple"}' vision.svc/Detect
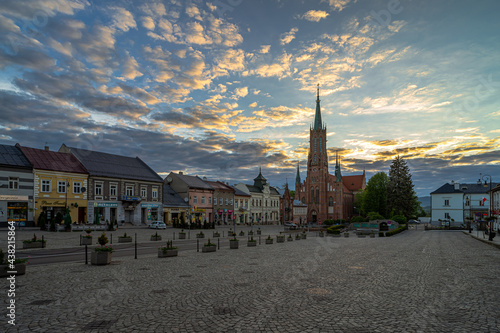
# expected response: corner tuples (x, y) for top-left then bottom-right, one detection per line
(314, 83), (322, 130)
(295, 163), (301, 185)
(335, 151), (342, 182)
(253, 167), (267, 190)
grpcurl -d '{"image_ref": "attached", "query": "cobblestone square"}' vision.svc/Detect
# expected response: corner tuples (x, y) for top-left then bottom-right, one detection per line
(3, 229), (500, 332)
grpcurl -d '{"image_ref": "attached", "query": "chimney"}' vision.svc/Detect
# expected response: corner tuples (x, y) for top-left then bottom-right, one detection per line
(179, 171), (183, 175)
(454, 182), (459, 190)
(44, 145), (49, 151)
(203, 177), (207, 181)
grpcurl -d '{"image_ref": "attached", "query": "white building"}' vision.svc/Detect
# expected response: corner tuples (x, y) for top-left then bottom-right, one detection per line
(431, 181), (498, 227)
(234, 169), (280, 225)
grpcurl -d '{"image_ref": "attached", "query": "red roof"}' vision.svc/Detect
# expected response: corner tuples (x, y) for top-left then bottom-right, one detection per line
(19, 146), (87, 174)
(206, 180), (235, 192)
(342, 175), (365, 192)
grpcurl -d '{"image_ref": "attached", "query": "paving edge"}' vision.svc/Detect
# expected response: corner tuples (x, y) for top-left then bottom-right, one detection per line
(462, 231), (500, 250)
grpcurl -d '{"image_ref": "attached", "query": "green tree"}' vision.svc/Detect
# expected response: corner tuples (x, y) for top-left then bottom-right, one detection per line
(362, 172), (389, 217)
(387, 156), (416, 220)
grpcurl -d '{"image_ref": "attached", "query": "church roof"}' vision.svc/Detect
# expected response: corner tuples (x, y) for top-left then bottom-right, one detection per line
(343, 175), (365, 191)
(313, 84), (323, 130)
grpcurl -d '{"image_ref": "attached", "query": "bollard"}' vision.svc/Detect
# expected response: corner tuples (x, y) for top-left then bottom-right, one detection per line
(85, 244), (88, 265)
(259, 236), (261, 245)
(42, 235), (45, 248)
(223, 231), (225, 237)
(135, 233), (137, 259)
(111, 234), (113, 244)
(189, 231), (191, 239)
(218, 238), (220, 249)
(173, 232), (175, 240)
(80, 234), (82, 246)
(197, 239), (199, 252)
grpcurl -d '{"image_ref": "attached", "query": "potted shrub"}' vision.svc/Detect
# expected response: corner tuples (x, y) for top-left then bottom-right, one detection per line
(357, 232), (366, 238)
(229, 237), (239, 249)
(247, 236), (257, 247)
(151, 232), (162, 241)
(82, 229), (92, 245)
(197, 231), (205, 239)
(228, 229), (233, 237)
(301, 231), (307, 239)
(91, 233), (113, 265)
(331, 230), (341, 237)
(118, 232), (132, 243)
(158, 240), (178, 257)
(249, 230), (254, 236)
(213, 231), (221, 238)
(276, 235), (285, 243)
(239, 231), (245, 236)
(256, 228), (262, 235)
(265, 235), (273, 244)
(295, 234), (301, 240)
(370, 231), (376, 238)
(319, 230), (324, 237)
(23, 233), (46, 249)
(344, 231), (350, 237)
(287, 234), (293, 242)
(179, 229), (186, 239)
(378, 231), (385, 237)
(0, 249), (27, 277)
(202, 239), (216, 252)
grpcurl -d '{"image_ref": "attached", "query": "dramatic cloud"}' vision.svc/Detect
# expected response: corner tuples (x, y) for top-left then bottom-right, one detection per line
(300, 10), (329, 22)
(280, 27), (298, 45)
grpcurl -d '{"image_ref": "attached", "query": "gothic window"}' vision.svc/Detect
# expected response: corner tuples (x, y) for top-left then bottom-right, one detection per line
(316, 187), (319, 203)
(310, 188), (314, 203)
(314, 155), (316, 163)
(329, 196), (333, 206)
(302, 197), (306, 204)
(314, 138), (317, 152)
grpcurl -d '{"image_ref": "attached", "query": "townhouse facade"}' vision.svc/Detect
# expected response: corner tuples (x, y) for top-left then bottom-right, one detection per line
(0, 144), (34, 227)
(19, 145), (88, 225)
(232, 186), (251, 224)
(166, 172), (214, 223)
(163, 184), (190, 225)
(206, 180), (235, 225)
(60, 145), (163, 226)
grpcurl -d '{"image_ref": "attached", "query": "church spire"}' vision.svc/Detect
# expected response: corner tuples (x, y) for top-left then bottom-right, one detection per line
(295, 163), (301, 185)
(314, 83), (322, 130)
(335, 151), (342, 182)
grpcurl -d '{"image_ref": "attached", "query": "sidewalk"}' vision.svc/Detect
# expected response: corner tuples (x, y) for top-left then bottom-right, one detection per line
(462, 228), (500, 249)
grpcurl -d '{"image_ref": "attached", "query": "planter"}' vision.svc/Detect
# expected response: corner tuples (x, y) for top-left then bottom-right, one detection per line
(158, 249), (178, 257)
(150, 236), (162, 241)
(265, 239), (273, 244)
(247, 241), (257, 247)
(202, 245), (216, 253)
(229, 240), (239, 249)
(357, 234), (366, 238)
(295, 237), (301, 241)
(118, 237), (132, 243)
(370, 233), (375, 238)
(256, 230), (262, 235)
(331, 233), (341, 237)
(178, 233), (186, 239)
(319, 233), (324, 238)
(23, 241), (45, 249)
(213, 233), (220, 238)
(287, 237), (293, 242)
(0, 264), (26, 277)
(344, 233), (350, 238)
(81, 237), (92, 245)
(276, 236), (285, 243)
(239, 232), (245, 236)
(301, 234), (307, 239)
(196, 234), (205, 239)
(91, 251), (112, 265)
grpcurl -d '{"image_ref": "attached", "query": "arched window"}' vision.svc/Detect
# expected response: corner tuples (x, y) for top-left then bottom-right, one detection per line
(316, 187), (319, 203)
(310, 188), (314, 203)
(302, 197), (306, 204)
(329, 196), (333, 206)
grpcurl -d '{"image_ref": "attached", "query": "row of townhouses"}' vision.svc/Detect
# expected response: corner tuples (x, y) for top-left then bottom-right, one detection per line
(0, 143), (285, 227)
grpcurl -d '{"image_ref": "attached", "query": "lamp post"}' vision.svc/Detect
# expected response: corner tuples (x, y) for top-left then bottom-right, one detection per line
(481, 174), (494, 241)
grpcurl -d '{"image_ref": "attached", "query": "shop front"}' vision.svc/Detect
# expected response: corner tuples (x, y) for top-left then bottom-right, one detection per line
(89, 201), (118, 224)
(141, 203), (160, 224)
(0, 195), (33, 226)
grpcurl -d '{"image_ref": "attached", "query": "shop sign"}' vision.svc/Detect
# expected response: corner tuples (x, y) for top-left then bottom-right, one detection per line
(40, 200), (65, 207)
(0, 195), (29, 201)
(121, 196), (141, 201)
(195, 208), (205, 212)
(94, 202), (118, 207)
(141, 203), (159, 208)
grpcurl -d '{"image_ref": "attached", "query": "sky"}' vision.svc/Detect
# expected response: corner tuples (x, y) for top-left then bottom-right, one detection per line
(0, 0), (499, 197)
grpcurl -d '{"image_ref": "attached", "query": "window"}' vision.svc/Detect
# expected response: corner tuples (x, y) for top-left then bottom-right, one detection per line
(235, 200), (238, 208)
(252, 199), (254, 207)
(152, 187), (158, 199)
(229, 199), (233, 205)
(8, 177), (19, 190)
(465, 197), (470, 207)
(110, 184), (117, 197)
(316, 187), (319, 203)
(311, 188), (314, 203)
(445, 213), (450, 219)
(265, 200), (267, 207)
(444, 199), (450, 206)
(58, 181), (67, 193)
(194, 196), (198, 204)
(126, 186), (134, 196)
(209, 197), (212, 205)
(329, 196), (333, 206)
(41, 180), (51, 192)
(214, 197), (217, 205)
(141, 187), (147, 198)
(95, 183), (103, 196)
(220, 198), (223, 205)
(202, 196), (205, 204)
(314, 137), (317, 152)
(225, 198), (228, 206)
(73, 182), (81, 194)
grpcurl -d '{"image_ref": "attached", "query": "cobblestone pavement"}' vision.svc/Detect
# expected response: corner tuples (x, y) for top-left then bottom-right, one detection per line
(2, 229), (500, 332)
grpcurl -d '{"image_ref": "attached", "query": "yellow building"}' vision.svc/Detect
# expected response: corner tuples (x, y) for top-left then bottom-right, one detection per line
(18, 145), (88, 225)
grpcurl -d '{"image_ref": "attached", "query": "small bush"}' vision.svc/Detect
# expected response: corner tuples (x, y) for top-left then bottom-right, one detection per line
(385, 226), (406, 237)
(97, 232), (108, 246)
(392, 215), (406, 224)
(326, 225), (345, 233)
(378, 231), (385, 237)
(367, 212), (384, 221)
(351, 216), (366, 223)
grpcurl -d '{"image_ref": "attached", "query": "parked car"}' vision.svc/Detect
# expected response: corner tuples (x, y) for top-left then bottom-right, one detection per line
(408, 220), (420, 224)
(284, 222), (298, 230)
(149, 221), (167, 229)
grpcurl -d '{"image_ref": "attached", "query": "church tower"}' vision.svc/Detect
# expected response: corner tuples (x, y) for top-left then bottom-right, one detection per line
(305, 84), (329, 223)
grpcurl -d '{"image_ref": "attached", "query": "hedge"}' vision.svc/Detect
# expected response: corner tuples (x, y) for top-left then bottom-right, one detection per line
(326, 225), (345, 234)
(385, 225), (406, 237)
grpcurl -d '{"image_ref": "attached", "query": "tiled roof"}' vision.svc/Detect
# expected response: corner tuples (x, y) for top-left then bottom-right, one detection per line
(293, 199), (307, 207)
(206, 180), (234, 192)
(431, 182), (499, 194)
(343, 175), (365, 191)
(174, 173), (213, 190)
(19, 145), (87, 174)
(0, 144), (31, 168)
(243, 184), (280, 196)
(232, 186), (251, 197)
(64, 146), (162, 182)
(163, 184), (189, 207)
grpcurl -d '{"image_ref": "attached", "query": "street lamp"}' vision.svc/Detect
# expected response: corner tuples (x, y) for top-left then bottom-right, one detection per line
(481, 174), (495, 241)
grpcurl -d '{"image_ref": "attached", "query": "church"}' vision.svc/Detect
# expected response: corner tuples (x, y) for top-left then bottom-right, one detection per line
(294, 85), (366, 223)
